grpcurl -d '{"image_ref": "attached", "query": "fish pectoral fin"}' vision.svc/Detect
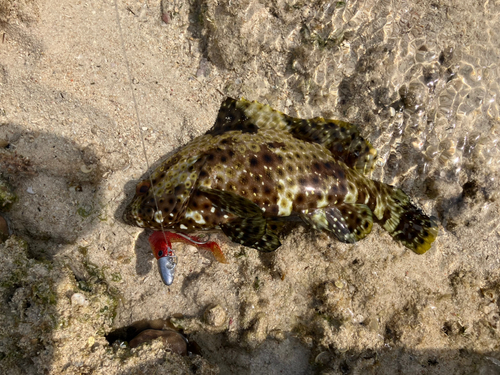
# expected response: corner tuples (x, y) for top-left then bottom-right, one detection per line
(198, 187), (264, 217)
(199, 187), (283, 252)
(302, 204), (373, 244)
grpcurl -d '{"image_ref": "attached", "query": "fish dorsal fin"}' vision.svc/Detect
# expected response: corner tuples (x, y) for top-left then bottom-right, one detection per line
(206, 97), (259, 136)
(210, 97), (377, 174)
(283, 117), (377, 174)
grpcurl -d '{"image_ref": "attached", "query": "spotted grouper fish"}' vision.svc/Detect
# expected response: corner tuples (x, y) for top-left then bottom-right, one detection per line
(124, 97), (438, 284)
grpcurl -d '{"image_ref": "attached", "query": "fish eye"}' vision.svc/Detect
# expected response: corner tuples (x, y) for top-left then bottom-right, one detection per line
(157, 250), (163, 257)
(136, 180), (151, 195)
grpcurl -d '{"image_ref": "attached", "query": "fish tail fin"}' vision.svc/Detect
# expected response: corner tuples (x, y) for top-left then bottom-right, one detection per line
(375, 187), (438, 254)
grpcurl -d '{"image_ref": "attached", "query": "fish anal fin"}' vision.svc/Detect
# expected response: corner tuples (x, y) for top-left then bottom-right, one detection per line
(328, 203), (373, 242)
(302, 203), (373, 243)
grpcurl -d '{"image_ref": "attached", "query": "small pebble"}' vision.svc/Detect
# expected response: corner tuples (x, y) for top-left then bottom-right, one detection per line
(204, 305), (226, 327)
(161, 12), (170, 24)
(80, 165), (94, 174)
(71, 293), (89, 306)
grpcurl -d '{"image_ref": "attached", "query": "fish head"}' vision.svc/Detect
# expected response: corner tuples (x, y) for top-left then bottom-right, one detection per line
(123, 177), (183, 229)
(123, 154), (205, 229)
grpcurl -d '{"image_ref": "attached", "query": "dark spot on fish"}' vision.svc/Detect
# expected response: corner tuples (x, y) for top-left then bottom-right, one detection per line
(270, 205), (279, 215)
(250, 157), (259, 167)
(136, 180), (151, 195)
(263, 152), (274, 164)
(312, 162), (322, 172)
(267, 141), (286, 149)
(239, 175), (249, 185)
(174, 185), (185, 194)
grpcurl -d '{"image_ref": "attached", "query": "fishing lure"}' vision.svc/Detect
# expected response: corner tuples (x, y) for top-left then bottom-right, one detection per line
(124, 97), (438, 285)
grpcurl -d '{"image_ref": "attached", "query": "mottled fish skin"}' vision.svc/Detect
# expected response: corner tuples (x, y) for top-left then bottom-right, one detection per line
(124, 98), (438, 254)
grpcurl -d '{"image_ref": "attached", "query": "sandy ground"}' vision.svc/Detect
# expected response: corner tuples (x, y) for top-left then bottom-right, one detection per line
(1, 0), (500, 374)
